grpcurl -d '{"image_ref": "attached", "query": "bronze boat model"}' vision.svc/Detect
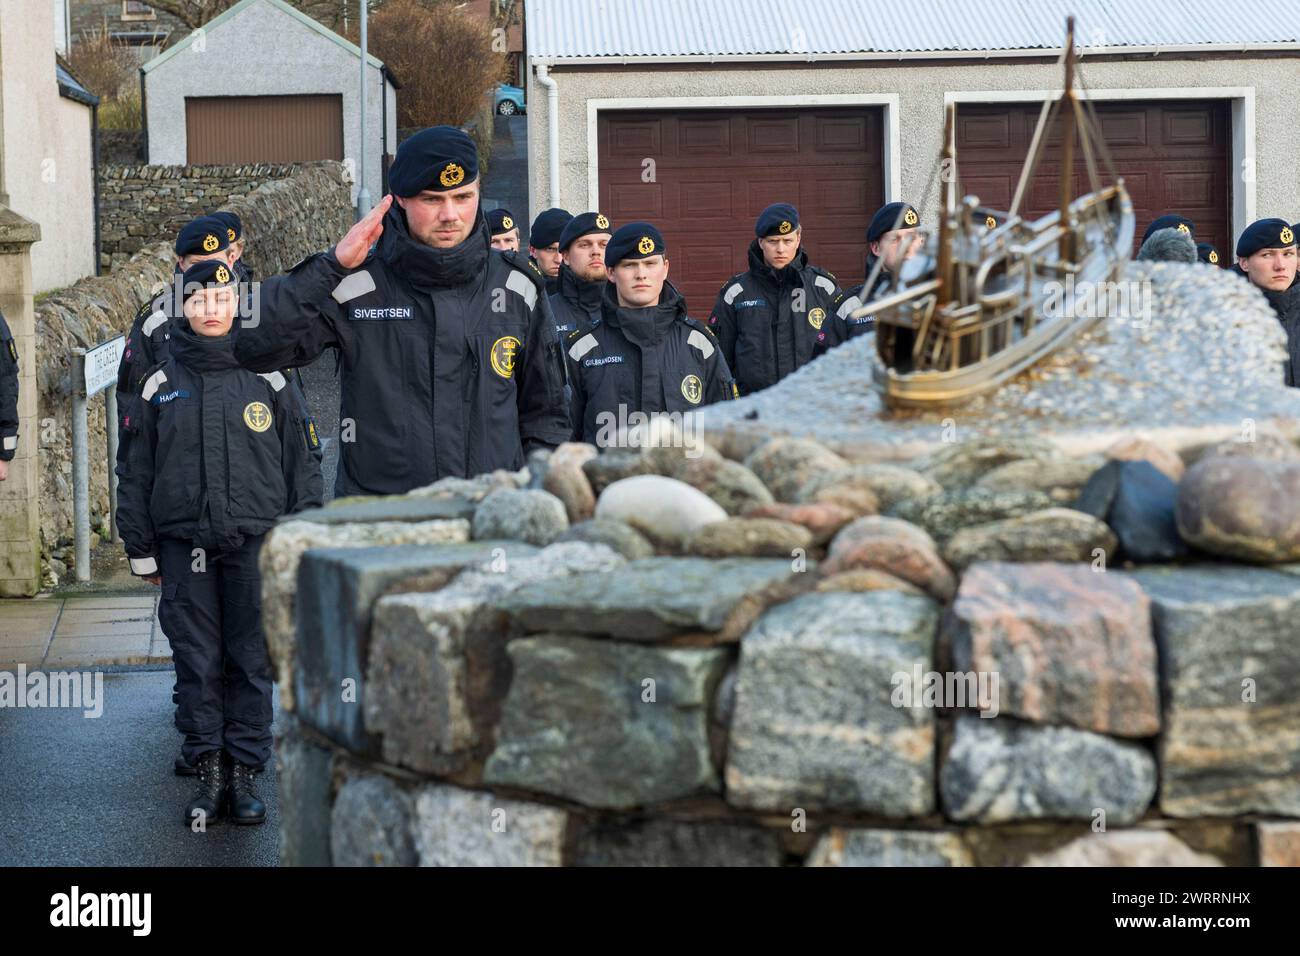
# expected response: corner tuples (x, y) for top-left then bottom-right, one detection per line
(854, 17), (1136, 409)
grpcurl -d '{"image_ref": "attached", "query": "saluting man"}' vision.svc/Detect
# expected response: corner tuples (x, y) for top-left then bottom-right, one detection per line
(549, 211), (613, 341)
(565, 222), (735, 444)
(707, 203), (857, 397)
(235, 125), (571, 493)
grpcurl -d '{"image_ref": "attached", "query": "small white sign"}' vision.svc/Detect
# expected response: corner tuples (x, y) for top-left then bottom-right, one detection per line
(84, 336), (125, 397)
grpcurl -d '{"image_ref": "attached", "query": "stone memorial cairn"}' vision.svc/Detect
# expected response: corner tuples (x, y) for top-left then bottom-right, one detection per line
(266, 422), (1300, 867)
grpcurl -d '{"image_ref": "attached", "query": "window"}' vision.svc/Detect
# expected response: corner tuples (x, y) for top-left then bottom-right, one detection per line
(122, 1), (156, 20)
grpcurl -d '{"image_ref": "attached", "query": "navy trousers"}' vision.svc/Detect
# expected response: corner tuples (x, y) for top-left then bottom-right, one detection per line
(157, 533), (272, 767)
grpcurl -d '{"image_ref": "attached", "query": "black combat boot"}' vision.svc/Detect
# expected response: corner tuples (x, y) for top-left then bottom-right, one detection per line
(224, 755), (267, 825)
(174, 750), (196, 776)
(183, 750), (225, 828)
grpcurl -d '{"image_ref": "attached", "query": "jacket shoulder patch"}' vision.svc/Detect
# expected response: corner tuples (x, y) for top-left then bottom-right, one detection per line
(258, 370), (287, 392)
(837, 294), (864, 319)
(331, 269), (377, 304)
(568, 333), (599, 362)
(141, 310), (168, 337)
(505, 268), (539, 310)
(814, 274), (837, 295)
(140, 367), (168, 402)
(722, 282), (745, 306)
(687, 328), (715, 359)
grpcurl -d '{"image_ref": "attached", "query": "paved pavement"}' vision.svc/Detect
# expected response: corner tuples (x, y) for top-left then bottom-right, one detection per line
(0, 670), (281, 866)
(0, 594), (168, 669)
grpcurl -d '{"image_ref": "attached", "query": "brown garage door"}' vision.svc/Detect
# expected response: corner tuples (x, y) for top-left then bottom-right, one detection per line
(955, 100), (1231, 257)
(598, 108), (884, 313)
(185, 95), (345, 165)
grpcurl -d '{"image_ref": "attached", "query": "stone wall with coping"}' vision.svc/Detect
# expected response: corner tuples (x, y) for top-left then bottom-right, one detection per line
(265, 429), (1300, 867)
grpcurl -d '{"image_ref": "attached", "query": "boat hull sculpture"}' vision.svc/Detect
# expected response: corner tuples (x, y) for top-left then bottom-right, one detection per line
(856, 17), (1137, 410)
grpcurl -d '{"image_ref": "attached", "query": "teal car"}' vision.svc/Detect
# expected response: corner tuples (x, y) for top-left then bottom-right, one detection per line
(495, 83), (526, 116)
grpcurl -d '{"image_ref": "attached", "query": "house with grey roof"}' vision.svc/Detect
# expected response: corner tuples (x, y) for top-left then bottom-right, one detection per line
(525, 0), (1300, 304)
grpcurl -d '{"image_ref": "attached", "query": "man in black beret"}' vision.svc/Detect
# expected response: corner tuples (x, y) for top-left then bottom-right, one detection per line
(235, 124), (570, 493)
(550, 211), (613, 342)
(847, 201), (923, 336)
(564, 222), (735, 444)
(488, 208), (521, 252)
(529, 207), (573, 296)
(1141, 214), (1195, 246)
(707, 202), (856, 396)
(1233, 218), (1300, 385)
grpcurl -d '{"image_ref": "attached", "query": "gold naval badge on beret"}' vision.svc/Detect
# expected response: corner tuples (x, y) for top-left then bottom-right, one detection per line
(1283, 226), (1295, 245)
(596, 214), (610, 229)
(638, 236), (655, 255)
(227, 228), (237, 242)
(243, 401), (272, 433)
(215, 265), (231, 283)
(1177, 223), (1191, 234)
(202, 233), (220, 252)
(903, 208), (918, 227)
(778, 220), (793, 234)
(986, 215), (997, 229)
(501, 215), (514, 230)
(1208, 250), (1219, 264)
(439, 162), (466, 188)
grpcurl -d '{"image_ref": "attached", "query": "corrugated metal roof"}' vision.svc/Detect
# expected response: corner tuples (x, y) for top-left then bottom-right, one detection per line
(529, 0), (1300, 60)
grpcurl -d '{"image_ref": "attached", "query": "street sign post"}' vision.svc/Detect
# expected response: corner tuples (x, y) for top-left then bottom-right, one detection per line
(71, 336), (126, 582)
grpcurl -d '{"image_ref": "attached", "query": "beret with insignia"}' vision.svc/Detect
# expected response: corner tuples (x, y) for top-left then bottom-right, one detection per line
(1196, 242), (1221, 266)
(175, 215), (231, 257)
(210, 210), (243, 244)
(605, 222), (666, 268)
(559, 211), (614, 251)
(867, 201), (920, 243)
(1143, 214), (1195, 244)
(1236, 218), (1297, 258)
(755, 202), (800, 238)
(488, 207), (517, 237)
(388, 125), (479, 197)
(180, 258), (238, 301)
(530, 207), (574, 249)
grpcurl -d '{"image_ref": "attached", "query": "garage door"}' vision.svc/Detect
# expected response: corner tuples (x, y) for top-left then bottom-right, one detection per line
(955, 100), (1232, 258)
(598, 108), (885, 313)
(185, 94), (344, 165)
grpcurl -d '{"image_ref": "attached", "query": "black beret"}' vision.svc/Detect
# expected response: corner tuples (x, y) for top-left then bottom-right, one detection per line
(175, 216), (230, 257)
(210, 211), (243, 244)
(1143, 214), (1195, 244)
(1196, 242), (1221, 266)
(388, 125), (479, 197)
(559, 211), (613, 250)
(604, 222), (665, 268)
(867, 201), (920, 243)
(487, 208), (518, 236)
(755, 203), (799, 238)
(530, 207), (573, 248)
(1236, 218), (1297, 258)
(180, 258), (237, 300)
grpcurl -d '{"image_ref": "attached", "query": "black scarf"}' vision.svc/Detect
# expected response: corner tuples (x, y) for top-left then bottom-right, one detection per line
(599, 280), (685, 348)
(377, 203), (490, 291)
(557, 261), (605, 312)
